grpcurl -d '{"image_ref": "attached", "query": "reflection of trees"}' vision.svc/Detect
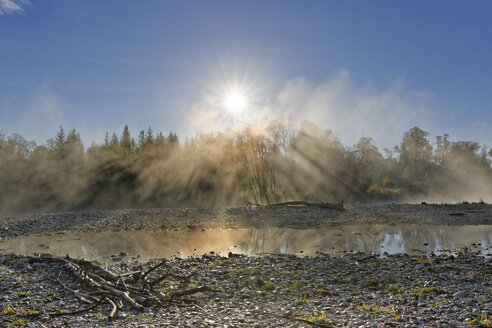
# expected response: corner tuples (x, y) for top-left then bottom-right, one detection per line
(234, 225), (492, 256)
(237, 227), (389, 255)
(386, 225), (492, 253)
(5, 226), (492, 260)
(337, 226), (386, 254)
(238, 228), (299, 254)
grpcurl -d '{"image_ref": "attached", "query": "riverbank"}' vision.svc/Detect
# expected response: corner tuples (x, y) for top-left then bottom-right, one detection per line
(1, 203), (491, 239)
(0, 251), (491, 327)
(1, 203), (490, 327)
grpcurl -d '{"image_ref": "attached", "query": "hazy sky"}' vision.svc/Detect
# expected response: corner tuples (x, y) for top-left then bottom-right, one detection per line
(1, 0), (491, 149)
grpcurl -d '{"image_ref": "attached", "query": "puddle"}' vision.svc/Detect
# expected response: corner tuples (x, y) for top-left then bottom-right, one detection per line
(1, 224), (491, 262)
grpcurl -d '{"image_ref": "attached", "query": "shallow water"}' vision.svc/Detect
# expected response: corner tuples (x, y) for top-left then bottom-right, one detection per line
(1, 224), (491, 261)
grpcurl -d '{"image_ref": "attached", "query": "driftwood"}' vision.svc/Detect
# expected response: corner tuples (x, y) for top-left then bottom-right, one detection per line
(259, 201), (344, 211)
(105, 297), (118, 319)
(48, 298), (105, 317)
(10, 254), (217, 318)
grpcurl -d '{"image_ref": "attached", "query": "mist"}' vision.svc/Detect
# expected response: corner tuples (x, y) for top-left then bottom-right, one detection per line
(180, 70), (449, 151)
(0, 120), (491, 214)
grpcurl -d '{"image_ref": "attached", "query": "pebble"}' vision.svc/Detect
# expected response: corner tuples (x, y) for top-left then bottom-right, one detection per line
(453, 291), (466, 299)
(1, 204), (491, 239)
(0, 251), (490, 327)
(0, 204), (491, 327)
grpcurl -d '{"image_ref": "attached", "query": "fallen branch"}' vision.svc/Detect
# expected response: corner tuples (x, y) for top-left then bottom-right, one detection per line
(55, 272), (97, 304)
(171, 285), (218, 297)
(141, 260), (168, 281)
(105, 297), (118, 320)
(266, 201), (344, 211)
(6, 254), (217, 319)
(48, 298), (104, 317)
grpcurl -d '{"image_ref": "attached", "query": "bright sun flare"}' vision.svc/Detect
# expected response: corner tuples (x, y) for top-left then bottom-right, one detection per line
(224, 92), (246, 113)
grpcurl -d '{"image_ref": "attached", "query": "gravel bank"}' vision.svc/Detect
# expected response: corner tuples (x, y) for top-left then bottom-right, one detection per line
(0, 251), (491, 327)
(1, 203), (491, 239)
(1, 204), (490, 327)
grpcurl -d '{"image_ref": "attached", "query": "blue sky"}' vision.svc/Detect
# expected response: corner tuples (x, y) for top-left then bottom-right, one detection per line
(0, 0), (491, 150)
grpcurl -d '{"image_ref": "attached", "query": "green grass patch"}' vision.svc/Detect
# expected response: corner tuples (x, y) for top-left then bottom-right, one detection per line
(261, 281), (274, 291)
(23, 310), (40, 317)
(363, 279), (380, 289)
(207, 259), (238, 269)
(316, 288), (338, 296)
(387, 284), (403, 295)
(305, 311), (331, 324)
(466, 314), (492, 327)
(225, 267), (261, 277)
(411, 286), (441, 296)
(8, 319), (30, 327)
(1, 305), (15, 316)
(416, 256), (432, 265)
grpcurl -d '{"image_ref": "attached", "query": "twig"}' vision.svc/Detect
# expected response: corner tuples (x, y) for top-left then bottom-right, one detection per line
(6, 253), (209, 318)
(55, 272), (98, 304)
(48, 298), (104, 317)
(149, 267), (172, 288)
(70, 259), (119, 282)
(141, 260), (168, 281)
(102, 284), (144, 311)
(119, 270), (142, 278)
(171, 285), (218, 297)
(105, 297), (118, 320)
(266, 201), (344, 211)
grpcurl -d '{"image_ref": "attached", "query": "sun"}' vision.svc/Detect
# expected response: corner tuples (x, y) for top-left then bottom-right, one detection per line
(224, 91), (246, 114)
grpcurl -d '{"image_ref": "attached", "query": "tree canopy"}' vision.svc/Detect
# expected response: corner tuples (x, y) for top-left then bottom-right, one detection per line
(0, 121), (490, 213)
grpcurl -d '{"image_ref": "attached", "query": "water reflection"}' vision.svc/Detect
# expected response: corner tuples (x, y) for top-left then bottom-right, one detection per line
(1, 224), (491, 261)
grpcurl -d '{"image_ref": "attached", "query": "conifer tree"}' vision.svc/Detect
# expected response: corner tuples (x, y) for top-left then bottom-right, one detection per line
(120, 125), (133, 151)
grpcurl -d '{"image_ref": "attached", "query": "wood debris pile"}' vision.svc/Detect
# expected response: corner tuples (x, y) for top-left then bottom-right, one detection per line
(15, 254), (216, 319)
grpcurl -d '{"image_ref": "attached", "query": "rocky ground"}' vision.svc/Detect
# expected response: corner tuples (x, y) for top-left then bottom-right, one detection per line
(0, 203), (491, 239)
(0, 203), (491, 327)
(0, 251), (491, 328)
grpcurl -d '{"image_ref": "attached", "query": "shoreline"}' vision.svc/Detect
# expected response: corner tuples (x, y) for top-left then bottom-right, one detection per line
(0, 203), (491, 239)
(0, 204), (491, 327)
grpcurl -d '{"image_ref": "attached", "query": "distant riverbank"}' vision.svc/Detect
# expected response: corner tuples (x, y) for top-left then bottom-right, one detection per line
(0, 203), (491, 239)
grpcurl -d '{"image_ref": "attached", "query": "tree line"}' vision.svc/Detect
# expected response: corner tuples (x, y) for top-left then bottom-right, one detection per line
(0, 120), (491, 213)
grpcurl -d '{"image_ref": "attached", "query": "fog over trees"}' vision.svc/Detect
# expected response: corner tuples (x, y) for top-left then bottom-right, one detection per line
(0, 121), (491, 213)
